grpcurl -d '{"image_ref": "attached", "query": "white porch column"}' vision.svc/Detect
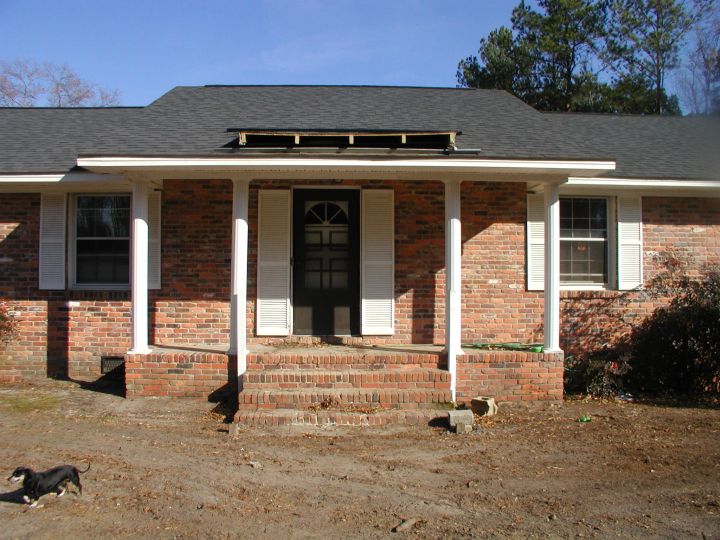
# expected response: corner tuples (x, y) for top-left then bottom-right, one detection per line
(543, 183), (562, 352)
(229, 177), (250, 379)
(444, 179), (464, 401)
(130, 180), (151, 354)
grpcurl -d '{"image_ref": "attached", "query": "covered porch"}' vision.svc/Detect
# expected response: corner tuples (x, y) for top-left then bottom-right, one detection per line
(77, 154), (613, 414)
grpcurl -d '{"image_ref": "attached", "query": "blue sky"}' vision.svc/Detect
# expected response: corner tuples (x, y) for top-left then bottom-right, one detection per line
(0, 0), (518, 105)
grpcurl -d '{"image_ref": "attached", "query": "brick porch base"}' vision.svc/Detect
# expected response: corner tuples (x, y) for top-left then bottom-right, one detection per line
(125, 349), (235, 398)
(122, 346), (563, 426)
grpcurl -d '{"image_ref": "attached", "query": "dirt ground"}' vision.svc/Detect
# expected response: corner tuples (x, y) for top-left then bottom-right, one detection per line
(0, 379), (718, 539)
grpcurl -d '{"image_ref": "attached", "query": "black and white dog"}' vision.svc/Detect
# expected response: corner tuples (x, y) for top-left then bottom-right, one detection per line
(8, 464), (90, 507)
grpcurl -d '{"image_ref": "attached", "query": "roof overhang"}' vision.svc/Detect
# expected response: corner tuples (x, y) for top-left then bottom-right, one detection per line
(75, 155), (616, 183)
(559, 176), (720, 198)
(0, 172), (130, 193)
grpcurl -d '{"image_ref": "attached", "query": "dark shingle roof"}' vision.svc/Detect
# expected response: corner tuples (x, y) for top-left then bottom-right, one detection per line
(0, 107), (146, 173)
(1, 85), (718, 179)
(542, 112), (720, 180)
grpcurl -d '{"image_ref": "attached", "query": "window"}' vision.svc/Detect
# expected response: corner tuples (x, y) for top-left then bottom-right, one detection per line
(74, 195), (130, 286)
(527, 194), (641, 292)
(560, 197), (608, 285)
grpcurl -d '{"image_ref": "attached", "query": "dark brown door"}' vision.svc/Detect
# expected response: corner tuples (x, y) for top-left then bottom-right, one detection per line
(292, 189), (360, 335)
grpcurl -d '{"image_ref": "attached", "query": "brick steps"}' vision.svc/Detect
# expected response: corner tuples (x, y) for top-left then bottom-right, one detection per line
(243, 368), (449, 390)
(236, 351), (453, 427)
(240, 387), (452, 409)
(235, 408), (447, 427)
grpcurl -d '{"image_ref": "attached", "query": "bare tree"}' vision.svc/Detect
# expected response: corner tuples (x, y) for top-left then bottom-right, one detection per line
(678, 3), (720, 114)
(0, 59), (121, 107)
(0, 59), (46, 106)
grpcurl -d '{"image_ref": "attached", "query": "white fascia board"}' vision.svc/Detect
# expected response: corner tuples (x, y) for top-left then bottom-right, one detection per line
(564, 176), (720, 197)
(0, 174), (65, 183)
(77, 156), (615, 177)
(0, 172), (128, 193)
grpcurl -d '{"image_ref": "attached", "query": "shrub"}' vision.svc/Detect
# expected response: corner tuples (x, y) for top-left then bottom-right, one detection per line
(0, 301), (18, 344)
(564, 349), (631, 397)
(625, 269), (720, 395)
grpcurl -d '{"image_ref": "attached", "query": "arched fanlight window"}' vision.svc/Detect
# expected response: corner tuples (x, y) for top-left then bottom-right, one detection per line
(305, 202), (348, 225)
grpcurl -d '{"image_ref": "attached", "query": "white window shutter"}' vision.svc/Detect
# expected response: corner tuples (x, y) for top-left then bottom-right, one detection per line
(257, 190), (291, 336)
(361, 189), (394, 335)
(39, 193), (67, 290)
(617, 196), (643, 290)
(526, 194), (545, 291)
(148, 189), (162, 290)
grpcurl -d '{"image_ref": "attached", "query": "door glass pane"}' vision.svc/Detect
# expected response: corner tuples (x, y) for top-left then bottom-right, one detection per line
(303, 200), (350, 290)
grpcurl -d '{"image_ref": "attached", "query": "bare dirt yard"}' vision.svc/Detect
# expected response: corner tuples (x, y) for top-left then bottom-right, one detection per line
(0, 379), (718, 539)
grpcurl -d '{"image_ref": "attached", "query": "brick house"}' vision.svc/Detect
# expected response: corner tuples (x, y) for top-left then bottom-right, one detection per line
(1, 86), (718, 425)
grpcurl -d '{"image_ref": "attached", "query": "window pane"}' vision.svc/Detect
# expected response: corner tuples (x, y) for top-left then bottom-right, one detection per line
(560, 239), (607, 284)
(75, 195), (130, 285)
(330, 272), (348, 288)
(573, 198), (589, 217)
(304, 231), (322, 249)
(76, 196), (130, 237)
(329, 230), (348, 248)
(305, 272), (322, 289)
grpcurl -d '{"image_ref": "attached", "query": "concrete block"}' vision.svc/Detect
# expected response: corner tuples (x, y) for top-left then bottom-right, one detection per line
(448, 409), (473, 428)
(470, 397), (498, 416)
(454, 422), (472, 434)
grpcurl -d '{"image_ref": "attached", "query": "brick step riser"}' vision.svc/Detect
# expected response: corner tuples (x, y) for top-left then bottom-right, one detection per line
(247, 354), (446, 370)
(235, 409), (446, 427)
(244, 371), (450, 390)
(240, 402), (448, 411)
(239, 389), (452, 409)
(244, 382), (448, 390)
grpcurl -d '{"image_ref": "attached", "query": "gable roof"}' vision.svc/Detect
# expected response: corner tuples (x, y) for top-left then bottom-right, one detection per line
(0, 85), (718, 180)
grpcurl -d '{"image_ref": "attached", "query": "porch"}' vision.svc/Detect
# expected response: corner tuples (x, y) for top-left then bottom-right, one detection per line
(74, 153), (610, 415)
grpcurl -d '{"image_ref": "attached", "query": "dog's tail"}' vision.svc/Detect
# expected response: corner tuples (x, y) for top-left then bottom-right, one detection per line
(79, 463), (91, 473)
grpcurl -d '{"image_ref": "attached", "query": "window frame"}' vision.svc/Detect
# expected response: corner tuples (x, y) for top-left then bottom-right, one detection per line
(559, 196), (617, 291)
(69, 193), (132, 291)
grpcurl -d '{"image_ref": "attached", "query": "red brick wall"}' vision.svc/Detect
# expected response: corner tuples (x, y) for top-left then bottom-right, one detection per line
(456, 351), (564, 402)
(0, 193), (131, 381)
(125, 351), (235, 398)
(643, 197), (720, 276)
(152, 179), (232, 348)
(460, 182), (544, 343)
(2, 185), (719, 391)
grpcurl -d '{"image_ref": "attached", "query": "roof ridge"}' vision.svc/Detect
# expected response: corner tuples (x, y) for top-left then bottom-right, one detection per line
(541, 110), (691, 119)
(197, 84), (498, 91)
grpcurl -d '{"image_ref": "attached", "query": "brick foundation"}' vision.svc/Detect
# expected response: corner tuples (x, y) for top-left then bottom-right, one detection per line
(456, 351), (564, 402)
(125, 351), (235, 398)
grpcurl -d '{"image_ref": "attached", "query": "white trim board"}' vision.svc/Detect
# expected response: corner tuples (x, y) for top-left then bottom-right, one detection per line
(562, 177), (720, 197)
(76, 156), (615, 180)
(0, 172), (128, 193)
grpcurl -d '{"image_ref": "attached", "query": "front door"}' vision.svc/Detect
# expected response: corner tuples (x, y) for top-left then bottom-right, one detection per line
(293, 189), (360, 335)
